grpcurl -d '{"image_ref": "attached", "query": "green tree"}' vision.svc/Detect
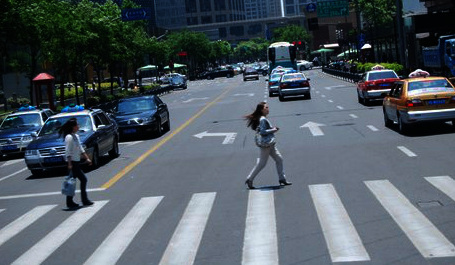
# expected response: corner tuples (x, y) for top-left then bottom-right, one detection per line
(234, 38), (269, 62)
(209, 40), (232, 65)
(272, 24), (311, 44)
(358, 0), (396, 28)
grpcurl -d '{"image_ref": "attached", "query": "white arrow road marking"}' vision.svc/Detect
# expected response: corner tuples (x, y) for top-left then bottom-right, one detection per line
(336, 106), (344, 110)
(328, 100), (334, 103)
(193, 131), (237, 144)
(118, 141), (143, 147)
(300, 122), (326, 136)
(234, 93), (255, 97)
(182, 97), (209, 103)
(349, 114), (358, 119)
(367, 125), (379, 132)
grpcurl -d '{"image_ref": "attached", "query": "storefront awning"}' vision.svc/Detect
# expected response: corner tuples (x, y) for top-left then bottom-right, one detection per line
(323, 43), (339, 49)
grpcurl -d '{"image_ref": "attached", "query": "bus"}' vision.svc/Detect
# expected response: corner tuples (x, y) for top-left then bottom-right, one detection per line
(267, 42), (297, 74)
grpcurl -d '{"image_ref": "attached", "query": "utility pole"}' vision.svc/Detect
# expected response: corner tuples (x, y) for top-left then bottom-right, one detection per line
(395, 0), (406, 68)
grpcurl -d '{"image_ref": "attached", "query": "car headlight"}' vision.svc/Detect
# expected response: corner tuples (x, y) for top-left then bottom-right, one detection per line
(25, 149), (38, 156)
(144, 116), (156, 123)
(22, 136), (33, 142)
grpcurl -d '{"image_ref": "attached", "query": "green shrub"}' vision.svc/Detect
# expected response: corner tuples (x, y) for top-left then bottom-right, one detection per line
(356, 62), (404, 74)
(7, 97), (30, 108)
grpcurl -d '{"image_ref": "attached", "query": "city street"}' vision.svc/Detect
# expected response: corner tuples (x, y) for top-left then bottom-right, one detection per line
(2, 69), (455, 265)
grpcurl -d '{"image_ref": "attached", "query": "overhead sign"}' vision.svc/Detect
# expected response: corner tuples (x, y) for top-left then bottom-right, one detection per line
(121, 8), (151, 21)
(317, 0), (349, 18)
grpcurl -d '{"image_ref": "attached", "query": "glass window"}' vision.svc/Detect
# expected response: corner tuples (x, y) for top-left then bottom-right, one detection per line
(215, 0), (226, 11)
(286, 6), (295, 14)
(116, 99), (157, 114)
(185, 0), (197, 12)
(282, 73), (305, 80)
(407, 79), (455, 96)
(39, 115), (92, 136)
(230, 26), (244, 36)
(219, 27), (227, 38)
(367, 71), (398, 80)
(248, 24), (262, 35)
(286, 0), (294, 4)
(94, 115), (103, 128)
(216, 15), (227, 22)
(187, 17), (198, 25)
(201, 16), (212, 24)
(41, 112), (48, 122)
(200, 0), (211, 12)
(0, 114), (41, 129)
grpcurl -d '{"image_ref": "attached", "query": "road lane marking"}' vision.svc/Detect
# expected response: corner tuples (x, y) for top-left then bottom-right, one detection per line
(349, 114), (358, 119)
(101, 85), (235, 189)
(367, 125), (379, 132)
(336, 106), (344, 110)
(118, 141), (143, 147)
(316, 91), (320, 94)
(0, 209), (4, 214)
(365, 180), (455, 258)
(300, 122), (325, 137)
(0, 205), (57, 248)
(310, 184), (370, 262)
(425, 176), (455, 201)
(0, 159), (23, 168)
(397, 146), (417, 157)
(12, 201), (108, 265)
(193, 131), (237, 144)
(0, 167), (28, 183)
(242, 190), (278, 265)
(321, 95), (326, 98)
(182, 97), (209, 103)
(328, 100), (334, 103)
(0, 188), (106, 200)
(84, 197), (163, 265)
(159, 192), (216, 265)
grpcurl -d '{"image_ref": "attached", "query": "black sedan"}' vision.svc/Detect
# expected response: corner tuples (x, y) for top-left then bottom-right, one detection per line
(112, 95), (170, 138)
(200, 67), (235, 80)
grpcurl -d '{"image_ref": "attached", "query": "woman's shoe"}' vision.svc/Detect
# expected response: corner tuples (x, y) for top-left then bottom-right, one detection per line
(279, 180), (292, 186)
(67, 202), (80, 209)
(82, 200), (94, 206)
(245, 180), (255, 189)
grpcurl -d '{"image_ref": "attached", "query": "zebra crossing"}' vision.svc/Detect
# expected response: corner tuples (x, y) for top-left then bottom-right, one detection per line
(2, 176), (455, 264)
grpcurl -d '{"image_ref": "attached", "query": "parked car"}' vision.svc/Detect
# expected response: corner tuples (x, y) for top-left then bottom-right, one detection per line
(160, 73), (187, 84)
(112, 95), (170, 138)
(383, 76), (455, 134)
(243, 67), (260, 81)
(278, 72), (311, 101)
(0, 107), (54, 157)
(201, 67), (235, 79)
(357, 70), (400, 105)
(169, 75), (188, 89)
(267, 73), (283, 97)
(297, 60), (313, 71)
(24, 108), (119, 176)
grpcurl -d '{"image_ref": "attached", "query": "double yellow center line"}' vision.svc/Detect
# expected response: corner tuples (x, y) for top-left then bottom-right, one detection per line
(101, 86), (235, 189)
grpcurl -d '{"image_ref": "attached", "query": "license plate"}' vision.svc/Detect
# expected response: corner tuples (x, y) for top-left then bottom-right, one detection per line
(123, 128), (137, 134)
(379, 83), (390, 87)
(290, 83), (299, 87)
(1, 145), (17, 151)
(44, 156), (63, 163)
(427, 99), (446, 105)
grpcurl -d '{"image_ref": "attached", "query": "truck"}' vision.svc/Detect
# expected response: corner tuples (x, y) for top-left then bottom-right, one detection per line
(422, 35), (455, 77)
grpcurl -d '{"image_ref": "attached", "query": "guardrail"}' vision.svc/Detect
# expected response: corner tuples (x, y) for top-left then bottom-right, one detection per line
(322, 67), (362, 83)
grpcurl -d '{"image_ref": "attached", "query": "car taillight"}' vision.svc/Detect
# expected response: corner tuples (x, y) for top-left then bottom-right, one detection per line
(280, 83), (288, 89)
(406, 99), (423, 107)
(365, 81), (375, 87)
(269, 82), (274, 86)
(301, 81), (309, 87)
(450, 96), (455, 103)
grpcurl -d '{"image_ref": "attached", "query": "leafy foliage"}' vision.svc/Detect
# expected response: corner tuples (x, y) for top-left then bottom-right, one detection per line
(358, 0), (396, 28)
(272, 25), (311, 44)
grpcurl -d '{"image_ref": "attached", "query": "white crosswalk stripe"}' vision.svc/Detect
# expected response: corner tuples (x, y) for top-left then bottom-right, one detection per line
(365, 180), (455, 258)
(425, 176), (455, 201)
(242, 190), (278, 265)
(11, 201), (108, 265)
(159, 192), (216, 265)
(310, 184), (370, 262)
(84, 197), (163, 265)
(0, 205), (56, 248)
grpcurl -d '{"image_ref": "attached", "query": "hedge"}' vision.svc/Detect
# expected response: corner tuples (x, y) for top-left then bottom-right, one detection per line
(356, 62), (404, 74)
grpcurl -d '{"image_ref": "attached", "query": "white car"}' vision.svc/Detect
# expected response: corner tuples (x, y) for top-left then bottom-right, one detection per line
(297, 60), (313, 71)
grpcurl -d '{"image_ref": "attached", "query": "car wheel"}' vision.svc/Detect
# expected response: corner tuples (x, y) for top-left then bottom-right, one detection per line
(109, 138), (119, 158)
(263, 72), (267, 76)
(256, 77), (259, 80)
(207, 75), (212, 80)
(398, 114), (409, 134)
(357, 91), (363, 104)
(31, 169), (43, 177)
(269, 92), (273, 97)
(306, 93), (312, 100)
(163, 113), (171, 132)
(91, 147), (99, 168)
(383, 109), (393, 127)
(155, 119), (163, 137)
(279, 95), (284, 101)
(243, 78), (246, 81)
(226, 73), (231, 78)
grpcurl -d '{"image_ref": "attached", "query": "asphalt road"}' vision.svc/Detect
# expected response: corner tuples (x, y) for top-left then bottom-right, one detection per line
(1, 69), (455, 265)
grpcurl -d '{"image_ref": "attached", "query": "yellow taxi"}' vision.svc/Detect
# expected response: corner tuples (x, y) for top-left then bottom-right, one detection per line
(383, 76), (455, 133)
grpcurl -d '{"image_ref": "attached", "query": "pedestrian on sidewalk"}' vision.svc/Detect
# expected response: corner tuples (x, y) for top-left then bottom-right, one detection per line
(59, 118), (94, 209)
(244, 102), (292, 189)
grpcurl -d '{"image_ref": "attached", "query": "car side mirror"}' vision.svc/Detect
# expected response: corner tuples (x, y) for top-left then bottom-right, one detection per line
(307, 78), (311, 81)
(31, 132), (38, 138)
(399, 75), (404, 79)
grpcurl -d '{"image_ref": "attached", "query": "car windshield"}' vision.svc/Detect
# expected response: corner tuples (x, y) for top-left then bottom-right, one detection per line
(0, 114), (41, 129)
(367, 71), (398, 80)
(116, 99), (157, 114)
(40, 115), (92, 136)
(270, 74), (282, 81)
(408, 79), (455, 96)
(282, 73), (305, 81)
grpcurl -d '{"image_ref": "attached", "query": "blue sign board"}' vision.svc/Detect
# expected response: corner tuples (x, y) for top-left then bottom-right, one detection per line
(121, 8), (151, 21)
(306, 3), (317, 13)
